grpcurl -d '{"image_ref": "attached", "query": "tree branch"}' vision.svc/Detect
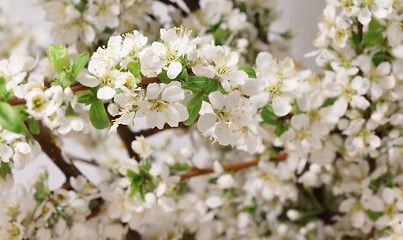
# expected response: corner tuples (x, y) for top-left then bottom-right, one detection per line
(26, 121), (81, 180)
(159, 0), (188, 17)
(180, 153), (288, 180)
(254, 12), (270, 44)
(65, 153), (98, 166)
(183, 0), (200, 12)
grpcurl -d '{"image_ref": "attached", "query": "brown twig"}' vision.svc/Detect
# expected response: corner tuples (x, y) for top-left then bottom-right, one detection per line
(65, 153), (98, 166)
(159, 0), (188, 17)
(254, 12), (270, 44)
(180, 153), (288, 180)
(183, 0), (200, 12)
(26, 120), (81, 180)
(356, 21), (363, 55)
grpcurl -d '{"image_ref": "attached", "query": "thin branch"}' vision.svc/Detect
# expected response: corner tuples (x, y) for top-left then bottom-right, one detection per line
(65, 153), (98, 166)
(180, 153), (288, 180)
(254, 12), (270, 44)
(26, 120), (82, 179)
(159, 0), (188, 17)
(183, 0), (200, 12)
(356, 21), (363, 55)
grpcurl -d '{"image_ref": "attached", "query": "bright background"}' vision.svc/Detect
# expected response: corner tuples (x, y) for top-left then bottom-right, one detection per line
(6, 0), (326, 189)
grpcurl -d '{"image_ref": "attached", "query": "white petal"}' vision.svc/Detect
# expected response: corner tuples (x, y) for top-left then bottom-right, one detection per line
(214, 122), (231, 145)
(167, 62), (182, 79)
(146, 83), (161, 99)
(209, 91), (226, 110)
(161, 82), (184, 102)
(358, 7), (371, 26)
(205, 196), (223, 209)
(197, 113), (217, 133)
(76, 69), (101, 87)
(272, 96), (292, 116)
(97, 86), (116, 100)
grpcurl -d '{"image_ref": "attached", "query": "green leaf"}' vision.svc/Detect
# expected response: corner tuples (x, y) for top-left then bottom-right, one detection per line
(239, 66), (257, 78)
(145, 158), (152, 170)
(213, 28), (228, 45)
(186, 76), (210, 88)
(261, 104), (278, 125)
(361, 18), (386, 48)
(280, 30), (293, 40)
(208, 177), (218, 184)
(0, 77), (13, 101)
(266, 149), (277, 158)
(157, 71), (172, 84)
(127, 61), (142, 84)
(366, 210), (383, 221)
(322, 97), (338, 108)
(47, 44), (70, 73)
(127, 169), (143, 183)
(129, 183), (140, 197)
(274, 123), (288, 137)
(183, 92), (204, 126)
(0, 162), (9, 180)
(74, 0), (87, 12)
(202, 78), (219, 94)
(72, 52), (89, 77)
(88, 199), (98, 210)
(350, 31), (360, 48)
(372, 51), (388, 67)
(241, 206), (257, 214)
(0, 102), (25, 134)
(89, 99), (109, 129)
(29, 118), (40, 135)
(377, 225), (392, 236)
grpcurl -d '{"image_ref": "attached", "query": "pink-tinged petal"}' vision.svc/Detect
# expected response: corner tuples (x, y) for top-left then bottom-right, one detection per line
(272, 96), (291, 117)
(209, 91), (226, 110)
(146, 83), (161, 99)
(214, 122), (231, 145)
(167, 62), (182, 79)
(97, 86), (116, 100)
(197, 113), (217, 133)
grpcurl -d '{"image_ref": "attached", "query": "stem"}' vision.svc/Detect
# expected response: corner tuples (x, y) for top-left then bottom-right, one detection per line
(26, 120), (81, 180)
(183, 0), (200, 12)
(159, 0), (188, 17)
(66, 153), (98, 166)
(180, 153), (288, 180)
(356, 21), (363, 55)
(254, 12), (270, 44)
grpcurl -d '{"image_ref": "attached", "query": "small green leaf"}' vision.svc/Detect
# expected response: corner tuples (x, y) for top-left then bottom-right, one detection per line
(0, 77), (13, 101)
(377, 226), (392, 236)
(145, 158), (152, 170)
(89, 99), (109, 129)
(322, 97), (337, 108)
(213, 28), (228, 45)
(372, 51), (388, 67)
(186, 76), (210, 88)
(280, 30), (293, 40)
(238, 66), (257, 78)
(47, 44), (70, 73)
(261, 104), (278, 125)
(0, 102), (25, 134)
(208, 177), (218, 184)
(88, 199), (98, 210)
(241, 206), (257, 214)
(361, 18), (386, 48)
(183, 92), (204, 126)
(274, 123), (288, 137)
(157, 71), (172, 84)
(350, 31), (360, 48)
(127, 61), (142, 84)
(266, 149), (277, 158)
(29, 118), (40, 135)
(129, 183), (140, 197)
(0, 162), (9, 180)
(202, 78), (219, 94)
(367, 210), (383, 222)
(72, 52), (89, 77)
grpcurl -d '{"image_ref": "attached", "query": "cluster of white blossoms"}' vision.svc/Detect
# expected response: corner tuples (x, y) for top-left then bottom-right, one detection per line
(0, 0), (403, 239)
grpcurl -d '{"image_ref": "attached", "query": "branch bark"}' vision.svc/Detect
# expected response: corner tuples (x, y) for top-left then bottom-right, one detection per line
(27, 121), (81, 180)
(180, 153), (288, 180)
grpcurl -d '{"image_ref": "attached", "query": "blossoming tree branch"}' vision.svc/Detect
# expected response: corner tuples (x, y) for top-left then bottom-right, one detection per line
(0, 0), (402, 239)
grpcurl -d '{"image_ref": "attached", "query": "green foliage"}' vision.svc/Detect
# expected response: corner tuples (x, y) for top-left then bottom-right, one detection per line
(186, 76), (210, 88)
(72, 51), (89, 77)
(89, 99), (109, 129)
(0, 102), (25, 134)
(76, 88), (97, 105)
(183, 91), (203, 126)
(361, 18), (386, 48)
(366, 210), (383, 221)
(47, 44), (71, 73)
(157, 71), (173, 84)
(261, 104), (278, 125)
(208, 177), (218, 184)
(202, 78), (219, 94)
(0, 162), (10, 180)
(0, 77), (13, 101)
(238, 66), (257, 78)
(127, 61), (142, 84)
(29, 117), (40, 135)
(372, 51), (388, 66)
